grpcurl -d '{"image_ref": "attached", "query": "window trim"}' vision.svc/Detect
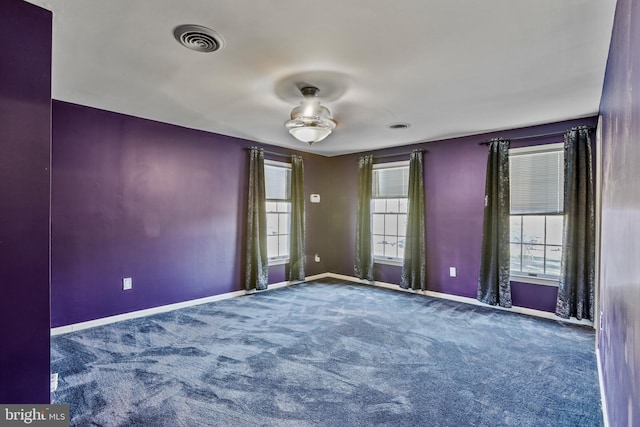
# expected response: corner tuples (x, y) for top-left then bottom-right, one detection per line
(267, 257), (289, 266)
(372, 160), (410, 265)
(265, 159), (292, 265)
(509, 273), (559, 287)
(509, 142), (564, 287)
(374, 257), (404, 266)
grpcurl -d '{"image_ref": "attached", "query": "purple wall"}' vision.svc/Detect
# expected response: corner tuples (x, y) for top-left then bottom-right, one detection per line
(598, 0), (640, 424)
(302, 154), (335, 275)
(325, 117), (597, 313)
(51, 101), (327, 327)
(0, 0), (628, 410)
(0, 0), (51, 403)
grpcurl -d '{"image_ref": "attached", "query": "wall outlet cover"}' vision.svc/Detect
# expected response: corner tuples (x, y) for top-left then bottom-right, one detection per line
(50, 373), (58, 392)
(449, 267), (457, 277)
(123, 277), (133, 290)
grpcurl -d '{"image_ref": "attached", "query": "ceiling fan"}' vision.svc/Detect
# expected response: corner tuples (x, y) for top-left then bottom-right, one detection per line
(284, 85), (337, 145)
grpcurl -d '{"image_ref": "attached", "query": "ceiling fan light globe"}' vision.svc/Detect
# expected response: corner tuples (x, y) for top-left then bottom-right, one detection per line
(288, 126), (332, 145)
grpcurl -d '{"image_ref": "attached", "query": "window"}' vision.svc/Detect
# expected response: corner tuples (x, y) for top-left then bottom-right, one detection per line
(371, 161), (409, 263)
(509, 143), (564, 282)
(265, 161), (291, 263)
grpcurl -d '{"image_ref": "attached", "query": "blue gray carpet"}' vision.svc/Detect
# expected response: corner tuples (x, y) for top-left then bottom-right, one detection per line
(51, 279), (602, 426)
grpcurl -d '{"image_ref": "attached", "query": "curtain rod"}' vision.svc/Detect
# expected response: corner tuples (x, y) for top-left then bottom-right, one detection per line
(244, 147), (296, 158)
(478, 126), (595, 146)
(369, 148), (425, 160)
(246, 146), (419, 160)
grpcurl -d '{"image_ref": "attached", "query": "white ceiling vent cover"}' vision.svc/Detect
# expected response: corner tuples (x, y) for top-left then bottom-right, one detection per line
(173, 25), (225, 53)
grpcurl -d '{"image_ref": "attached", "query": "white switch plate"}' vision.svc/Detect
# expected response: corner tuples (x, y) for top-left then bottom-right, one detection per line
(123, 277), (132, 290)
(310, 194), (320, 203)
(449, 267), (456, 277)
(314, 254), (321, 262)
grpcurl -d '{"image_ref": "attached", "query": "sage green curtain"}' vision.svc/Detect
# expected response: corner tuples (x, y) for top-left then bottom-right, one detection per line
(288, 155), (306, 282)
(477, 139), (512, 307)
(401, 150), (426, 290)
(556, 127), (595, 320)
(245, 147), (268, 290)
(355, 155), (374, 280)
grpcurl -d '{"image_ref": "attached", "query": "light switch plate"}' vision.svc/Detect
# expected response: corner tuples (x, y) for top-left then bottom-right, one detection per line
(449, 267), (456, 277)
(123, 277), (132, 290)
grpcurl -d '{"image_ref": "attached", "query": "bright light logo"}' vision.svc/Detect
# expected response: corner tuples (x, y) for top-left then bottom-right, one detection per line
(1, 405), (68, 426)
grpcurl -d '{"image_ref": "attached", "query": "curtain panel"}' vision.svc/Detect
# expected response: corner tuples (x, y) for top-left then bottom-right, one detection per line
(355, 155), (374, 280)
(401, 150), (426, 290)
(245, 147), (268, 290)
(288, 155), (306, 282)
(477, 139), (512, 307)
(556, 127), (595, 320)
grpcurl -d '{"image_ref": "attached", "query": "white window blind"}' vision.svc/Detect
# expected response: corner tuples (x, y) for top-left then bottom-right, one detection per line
(372, 166), (409, 198)
(265, 164), (291, 200)
(510, 148), (564, 215)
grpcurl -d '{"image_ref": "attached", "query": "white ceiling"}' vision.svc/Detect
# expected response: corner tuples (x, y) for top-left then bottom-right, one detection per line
(26, 0), (617, 156)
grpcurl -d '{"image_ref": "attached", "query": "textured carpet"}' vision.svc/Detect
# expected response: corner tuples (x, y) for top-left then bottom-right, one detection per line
(51, 279), (602, 426)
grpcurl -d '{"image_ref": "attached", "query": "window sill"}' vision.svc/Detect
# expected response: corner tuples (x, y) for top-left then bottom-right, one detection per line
(510, 274), (559, 287)
(374, 258), (403, 267)
(268, 258), (289, 266)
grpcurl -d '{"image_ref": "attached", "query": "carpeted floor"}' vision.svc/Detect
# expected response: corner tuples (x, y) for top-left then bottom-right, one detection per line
(51, 279), (602, 426)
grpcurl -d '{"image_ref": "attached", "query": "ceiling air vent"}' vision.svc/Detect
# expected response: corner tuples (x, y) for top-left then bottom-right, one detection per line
(388, 122), (411, 130)
(173, 25), (224, 53)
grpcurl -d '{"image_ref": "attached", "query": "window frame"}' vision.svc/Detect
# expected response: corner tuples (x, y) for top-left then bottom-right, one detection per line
(371, 160), (410, 266)
(508, 143), (564, 286)
(264, 159), (292, 266)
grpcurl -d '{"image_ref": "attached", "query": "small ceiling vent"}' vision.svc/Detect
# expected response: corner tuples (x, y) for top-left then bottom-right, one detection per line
(388, 122), (411, 130)
(173, 25), (224, 53)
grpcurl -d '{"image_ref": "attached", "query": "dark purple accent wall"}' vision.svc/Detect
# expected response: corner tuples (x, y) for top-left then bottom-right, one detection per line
(372, 265), (558, 313)
(51, 101), (326, 327)
(325, 117), (597, 313)
(0, 1), (51, 403)
(598, 0), (640, 424)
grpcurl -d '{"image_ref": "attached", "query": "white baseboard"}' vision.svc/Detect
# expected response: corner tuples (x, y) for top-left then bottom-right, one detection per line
(302, 273), (330, 282)
(51, 271), (592, 335)
(50, 270), (605, 421)
(50, 279), (301, 336)
(322, 272), (594, 327)
(596, 347), (609, 427)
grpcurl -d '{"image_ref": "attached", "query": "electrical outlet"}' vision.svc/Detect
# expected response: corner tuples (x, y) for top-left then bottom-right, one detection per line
(123, 277), (132, 290)
(314, 254), (321, 262)
(449, 267), (457, 277)
(50, 373), (58, 392)
(600, 311), (604, 330)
